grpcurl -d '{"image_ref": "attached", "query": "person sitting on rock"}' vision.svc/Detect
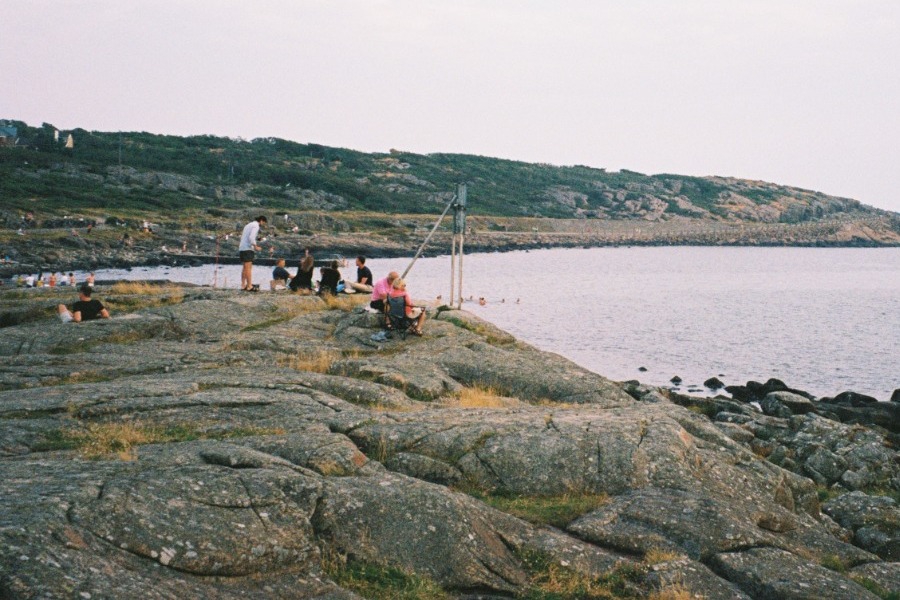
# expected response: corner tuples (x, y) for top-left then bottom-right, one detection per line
(270, 259), (291, 291)
(387, 278), (426, 336)
(289, 253), (315, 293)
(370, 271), (398, 312)
(318, 260), (342, 296)
(58, 284), (110, 323)
(347, 255), (374, 294)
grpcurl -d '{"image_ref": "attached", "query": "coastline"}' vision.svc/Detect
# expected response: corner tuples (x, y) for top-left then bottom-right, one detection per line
(3, 212), (900, 278)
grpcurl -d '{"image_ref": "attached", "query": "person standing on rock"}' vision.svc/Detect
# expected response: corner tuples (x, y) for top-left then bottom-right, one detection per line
(239, 215), (267, 292)
(58, 283), (109, 323)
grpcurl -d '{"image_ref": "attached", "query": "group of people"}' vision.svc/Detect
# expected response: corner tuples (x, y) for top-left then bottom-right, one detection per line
(238, 215), (425, 335)
(237, 216), (426, 334)
(17, 272), (93, 288)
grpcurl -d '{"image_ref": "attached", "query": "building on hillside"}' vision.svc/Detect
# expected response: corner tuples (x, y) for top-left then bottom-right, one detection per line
(0, 126), (18, 147)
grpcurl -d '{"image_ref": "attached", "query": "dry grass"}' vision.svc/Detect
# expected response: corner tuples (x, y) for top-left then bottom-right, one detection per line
(647, 581), (697, 600)
(104, 281), (185, 312)
(516, 550), (644, 599)
(322, 551), (451, 600)
(70, 422), (157, 460)
(287, 350), (341, 373)
(447, 385), (521, 409)
(528, 562), (615, 599)
(53, 421), (285, 460)
(321, 293), (369, 312)
(471, 492), (610, 529)
(109, 281), (166, 295)
(643, 548), (683, 565)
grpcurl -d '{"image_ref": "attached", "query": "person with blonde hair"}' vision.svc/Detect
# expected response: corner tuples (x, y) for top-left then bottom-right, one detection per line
(290, 252), (315, 293)
(370, 270), (398, 312)
(387, 277), (426, 335)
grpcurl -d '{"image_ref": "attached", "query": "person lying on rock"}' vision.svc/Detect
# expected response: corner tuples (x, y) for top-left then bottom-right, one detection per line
(58, 283), (110, 323)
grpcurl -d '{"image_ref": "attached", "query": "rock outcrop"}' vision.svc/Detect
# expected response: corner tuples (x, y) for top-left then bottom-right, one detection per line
(1, 287), (897, 598)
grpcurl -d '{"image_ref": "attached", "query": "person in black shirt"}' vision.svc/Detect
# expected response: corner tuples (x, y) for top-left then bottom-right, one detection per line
(318, 260), (342, 296)
(348, 255), (374, 293)
(58, 284), (110, 323)
(270, 259), (291, 291)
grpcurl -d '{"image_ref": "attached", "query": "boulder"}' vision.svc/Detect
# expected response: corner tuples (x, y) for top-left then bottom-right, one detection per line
(760, 394), (793, 418)
(831, 391), (880, 406)
(764, 391), (816, 414)
(710, 547), (879, 599)
(823, 492), (900, 560)
(704, 377), (725, 390)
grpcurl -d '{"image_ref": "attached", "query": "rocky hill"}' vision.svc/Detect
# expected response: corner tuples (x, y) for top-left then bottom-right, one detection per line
(3, 119), (900, 229)
(1, 286), (897, 598)
(2, 120), (900, 276)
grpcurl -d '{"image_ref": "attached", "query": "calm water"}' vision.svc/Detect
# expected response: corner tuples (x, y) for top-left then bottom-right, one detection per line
(85, 247), (900, 401)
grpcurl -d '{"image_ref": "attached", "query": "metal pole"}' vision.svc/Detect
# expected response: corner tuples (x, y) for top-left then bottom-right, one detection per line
(401, 195), (456, 280)
(449, 235), (457, 306)
(457, 233), (464, 309)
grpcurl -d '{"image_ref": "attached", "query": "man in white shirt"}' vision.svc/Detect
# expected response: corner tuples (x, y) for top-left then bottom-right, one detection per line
(239, 216), (267, 291)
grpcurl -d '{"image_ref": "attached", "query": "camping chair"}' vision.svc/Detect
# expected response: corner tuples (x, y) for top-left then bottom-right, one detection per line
(384, 295), (416, 339)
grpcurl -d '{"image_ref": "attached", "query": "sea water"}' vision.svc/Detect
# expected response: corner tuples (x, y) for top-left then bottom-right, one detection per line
(83, 246), (900, 401)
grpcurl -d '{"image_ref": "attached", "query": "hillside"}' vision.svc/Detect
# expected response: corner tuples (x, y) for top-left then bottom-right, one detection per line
(1, 119), (899, 275)
(3, 119), (899, 224)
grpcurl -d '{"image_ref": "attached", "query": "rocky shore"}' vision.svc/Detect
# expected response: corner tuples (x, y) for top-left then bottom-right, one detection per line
(1, 286), (898, 599)
(3, 210), (900, 280)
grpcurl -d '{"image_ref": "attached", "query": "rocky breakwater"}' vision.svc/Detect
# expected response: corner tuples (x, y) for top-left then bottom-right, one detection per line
(0, 287), (898, 599)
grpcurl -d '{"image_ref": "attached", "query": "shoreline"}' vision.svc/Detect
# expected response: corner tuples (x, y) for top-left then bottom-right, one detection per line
(4, 235), (900, 280)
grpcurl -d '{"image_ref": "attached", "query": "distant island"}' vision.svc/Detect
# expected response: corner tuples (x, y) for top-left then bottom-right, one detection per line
(2, 118), (899, 275)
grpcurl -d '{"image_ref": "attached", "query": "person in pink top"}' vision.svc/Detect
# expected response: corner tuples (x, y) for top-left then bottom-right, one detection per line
(387, 278), (426, 335)
(370, 271), (399, 312)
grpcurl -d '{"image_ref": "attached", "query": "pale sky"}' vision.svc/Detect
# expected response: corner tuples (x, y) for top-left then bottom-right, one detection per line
(3, 1), (899, 212)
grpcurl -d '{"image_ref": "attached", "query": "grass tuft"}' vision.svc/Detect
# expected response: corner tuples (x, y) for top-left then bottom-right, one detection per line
(447, 385), (520, 409)
(516, 548), (644, 599)
(321, 293), (369, 312)
(820, 554), (848, 573)
(464, 491), (609, 529)
(104, 282), (185, 312)
(643, 548), (683, 566)
(287, 350), (341, 373)
(322, 552), (451, 600)
(38, 421), (285, 460)
(647, 581), (695, 600)
(850, 574), (900, 600)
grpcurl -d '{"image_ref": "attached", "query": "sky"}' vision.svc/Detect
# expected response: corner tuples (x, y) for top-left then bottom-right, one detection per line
(3, 1), (899, 213)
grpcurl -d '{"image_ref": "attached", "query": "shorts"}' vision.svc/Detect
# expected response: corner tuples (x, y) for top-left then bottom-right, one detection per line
(239, 250), (255, 263)
(59, 310), (73, 323)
